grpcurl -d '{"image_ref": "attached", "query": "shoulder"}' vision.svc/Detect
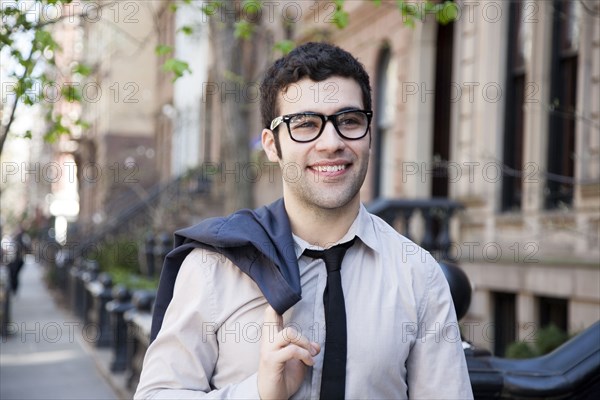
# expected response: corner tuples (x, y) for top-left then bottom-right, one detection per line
(176, 248), (264, 318)
(177, 248), (254, 286)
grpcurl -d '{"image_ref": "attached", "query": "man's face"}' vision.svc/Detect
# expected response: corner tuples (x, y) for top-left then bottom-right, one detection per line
(262, 76), (371, 211)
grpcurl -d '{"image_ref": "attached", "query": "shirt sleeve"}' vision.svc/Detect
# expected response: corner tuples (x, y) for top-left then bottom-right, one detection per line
(406, 257), (474, 399)
(134, 249), (261, 400)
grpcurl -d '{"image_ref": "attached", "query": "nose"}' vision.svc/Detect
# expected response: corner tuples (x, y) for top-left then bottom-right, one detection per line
(314, 120), (345, 152)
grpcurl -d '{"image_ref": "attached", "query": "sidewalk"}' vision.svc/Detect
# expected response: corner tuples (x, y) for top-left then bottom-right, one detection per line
(0, 256), (118, 400)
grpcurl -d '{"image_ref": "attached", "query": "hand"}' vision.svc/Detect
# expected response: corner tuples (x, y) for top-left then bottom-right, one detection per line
(257, 305), (321, 400)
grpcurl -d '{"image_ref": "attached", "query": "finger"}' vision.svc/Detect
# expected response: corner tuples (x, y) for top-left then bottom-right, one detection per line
(261, 305), (283, 346)
(272, 344), (317, 367)
(276, 328), (321, 358)
(276, 327), (317, 356)
(310, 341), (321, 355)
(262, 306), (320, 356)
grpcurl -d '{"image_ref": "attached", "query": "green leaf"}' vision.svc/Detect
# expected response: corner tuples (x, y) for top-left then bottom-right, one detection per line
(1, 34), (14, 47)
(11, 49), (24, 63)
(44, 115), (71, 143)
(72, 63), (92, 76)
(24, 130), (32, 139)
(44, 130), (60, 143)
(403, 17), (416, 28)
(178, 25), (194, 35)
(242, 0), (262, 16)
(331, 0), (348, 29)
(62, 84), (82, 102)
(234, 21), (254, 40)
(155, 45), (173, 56)
(1, 5), (19, 17)
(424, 1), (437, 12)
(162, 58), (191, 81)
(273, 40), (295, 55)
(437, 1), (458, 25)
(397, 0), (421, 27)
(397, 0), (421, 17)
(75, 119), (91, 130)
(34, 30), (59, 52)
(201, 1), (221, 16)
(332, 9), (349, 29)
(169, 3), (178, 12)
(371, 0), (382, 6)
(18, 78), (39, 105)
(16, 13), (31, 30)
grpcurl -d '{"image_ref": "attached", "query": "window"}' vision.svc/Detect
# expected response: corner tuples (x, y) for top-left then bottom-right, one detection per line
(546, 0), (579, 209)
(373, 45), (397, 198)
(538, 296), (568, 332)
(431, 16), (455, 198)
(493, 291), (516, 356)
(502, 0), (527, 211)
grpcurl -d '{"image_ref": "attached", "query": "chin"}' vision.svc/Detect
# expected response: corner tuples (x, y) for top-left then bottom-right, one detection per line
(311, 193), (359, 211)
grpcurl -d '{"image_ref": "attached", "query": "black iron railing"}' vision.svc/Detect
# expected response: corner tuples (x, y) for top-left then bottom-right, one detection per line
(367, 197), (464, 261)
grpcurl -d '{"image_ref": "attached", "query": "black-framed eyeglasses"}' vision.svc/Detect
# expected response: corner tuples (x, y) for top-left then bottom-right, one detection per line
(270, 109), (373, 143)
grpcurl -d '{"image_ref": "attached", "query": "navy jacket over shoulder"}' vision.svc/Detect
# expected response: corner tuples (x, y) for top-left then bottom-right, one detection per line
(150, 198), (301, 341)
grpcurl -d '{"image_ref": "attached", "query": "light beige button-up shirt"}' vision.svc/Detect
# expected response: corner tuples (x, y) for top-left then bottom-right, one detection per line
(135, 204), (473, 399)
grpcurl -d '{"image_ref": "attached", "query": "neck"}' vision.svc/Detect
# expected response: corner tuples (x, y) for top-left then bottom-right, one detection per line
(284, 196), (360, 247)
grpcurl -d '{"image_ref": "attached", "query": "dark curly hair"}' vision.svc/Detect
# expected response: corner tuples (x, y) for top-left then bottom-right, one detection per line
(260, 42), (372, 154)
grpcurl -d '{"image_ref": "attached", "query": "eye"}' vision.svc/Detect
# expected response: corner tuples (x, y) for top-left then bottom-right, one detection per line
(290, 115), (320, 130)
(338, 117), (359, 126)
(338, 112), (364, 127)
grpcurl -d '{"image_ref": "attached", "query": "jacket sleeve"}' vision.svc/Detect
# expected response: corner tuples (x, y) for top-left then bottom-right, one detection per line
(406, 257), (474, 399)
(134, 249), (261, 400)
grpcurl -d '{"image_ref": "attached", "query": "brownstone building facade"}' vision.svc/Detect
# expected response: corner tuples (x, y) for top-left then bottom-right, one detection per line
(296, 0), (600, 354)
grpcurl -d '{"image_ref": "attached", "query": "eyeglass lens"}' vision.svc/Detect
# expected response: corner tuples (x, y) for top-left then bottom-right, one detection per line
(288, 111), (369, 142)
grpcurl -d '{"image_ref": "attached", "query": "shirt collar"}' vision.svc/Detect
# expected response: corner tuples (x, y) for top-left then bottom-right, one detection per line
(291, 203), (381, 260)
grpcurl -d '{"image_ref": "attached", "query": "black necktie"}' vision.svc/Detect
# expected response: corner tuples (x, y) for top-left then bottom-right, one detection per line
(304, 237), (356, 400)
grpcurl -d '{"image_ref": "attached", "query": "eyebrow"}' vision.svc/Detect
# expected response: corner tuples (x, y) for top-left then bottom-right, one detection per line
(288, 106), (364, 115)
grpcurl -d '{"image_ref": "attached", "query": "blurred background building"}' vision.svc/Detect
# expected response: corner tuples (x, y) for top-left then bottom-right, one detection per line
(3, 0), (598, 356)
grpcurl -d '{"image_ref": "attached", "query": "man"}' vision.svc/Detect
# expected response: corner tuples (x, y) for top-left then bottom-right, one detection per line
(7, 224), (30, 295)
(135, 42), (473, 399)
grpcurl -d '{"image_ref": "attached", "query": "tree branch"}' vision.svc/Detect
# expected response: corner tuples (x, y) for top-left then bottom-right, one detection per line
(0, 40), (37, 156)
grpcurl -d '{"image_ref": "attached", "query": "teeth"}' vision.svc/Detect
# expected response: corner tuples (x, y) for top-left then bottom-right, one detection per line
(315, 165), (346, 172)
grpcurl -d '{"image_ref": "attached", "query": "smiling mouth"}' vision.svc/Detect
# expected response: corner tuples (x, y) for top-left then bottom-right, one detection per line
(312, 164), (347, 173)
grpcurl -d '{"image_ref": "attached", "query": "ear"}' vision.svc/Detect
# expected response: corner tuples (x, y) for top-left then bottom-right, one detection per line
(262, 128), (279, 162)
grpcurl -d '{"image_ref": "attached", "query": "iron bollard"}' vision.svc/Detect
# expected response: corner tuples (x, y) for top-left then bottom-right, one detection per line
(70, 260), (85, 318)
(81, 260), (99, 325)
(106, 285), (134, 372)
(88, 273), (113, 347)
(131, 290), (155, 314)
(125, 290), (156, 389)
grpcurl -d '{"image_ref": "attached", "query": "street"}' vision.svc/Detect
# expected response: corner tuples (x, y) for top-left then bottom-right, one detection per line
(0, 256), (117, 400)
